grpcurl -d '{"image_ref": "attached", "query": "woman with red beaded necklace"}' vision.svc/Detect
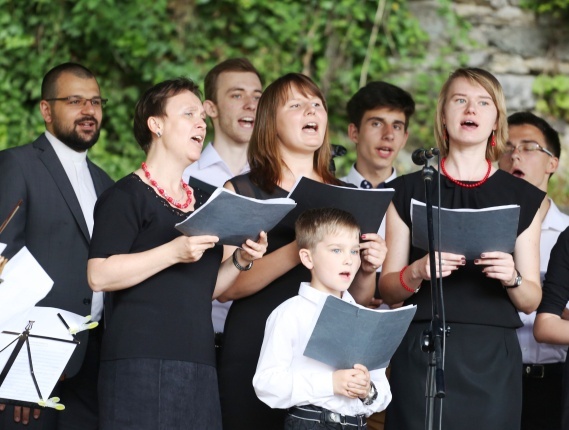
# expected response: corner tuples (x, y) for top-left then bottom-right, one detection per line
(86, 78), (267, 430)
(379, 68), (545, 430)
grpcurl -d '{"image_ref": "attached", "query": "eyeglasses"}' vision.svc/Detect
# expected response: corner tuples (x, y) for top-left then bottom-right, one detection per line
(502, 142), (554, 157)
(44, 96), (108, 108)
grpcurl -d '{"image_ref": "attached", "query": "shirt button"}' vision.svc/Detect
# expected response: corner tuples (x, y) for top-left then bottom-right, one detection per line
(83, 298), (91, 305)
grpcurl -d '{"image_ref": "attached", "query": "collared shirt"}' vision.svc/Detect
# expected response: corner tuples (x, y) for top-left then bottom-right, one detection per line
(517, 198), (569, 364)
(253, 283), (391, 417)
(45, 131), (103, 322)
(182, 143), (250, 187)
(182, 142), (251, 333)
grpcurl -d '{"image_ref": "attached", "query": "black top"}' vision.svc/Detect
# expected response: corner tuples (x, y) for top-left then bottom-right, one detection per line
(392, 169), (544, 327)
(221, 174), (310, 359)
(537, 227), (569, 316)
(89, 174), (223, 365)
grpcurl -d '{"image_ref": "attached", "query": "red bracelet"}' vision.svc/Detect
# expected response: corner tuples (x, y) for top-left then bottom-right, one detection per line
(399, 265), (420, 293)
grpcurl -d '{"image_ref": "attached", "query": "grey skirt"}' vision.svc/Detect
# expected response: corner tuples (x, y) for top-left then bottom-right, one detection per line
(99, 358), (221, 430)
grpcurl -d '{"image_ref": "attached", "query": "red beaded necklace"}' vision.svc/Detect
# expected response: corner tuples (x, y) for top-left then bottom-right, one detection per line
(440, 157), (492, 188)
(141, 162), (192, 209)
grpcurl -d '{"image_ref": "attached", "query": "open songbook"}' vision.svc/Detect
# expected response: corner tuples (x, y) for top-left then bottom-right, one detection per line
(285, 177), (394, 233)
(303, 296), (416, 371)
(175, 187), (296, 246)
(0, 307), (95, 409)
(411, 199), (521, 260)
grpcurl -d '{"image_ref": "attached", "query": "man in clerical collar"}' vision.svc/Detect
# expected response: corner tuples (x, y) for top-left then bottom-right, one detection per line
(0, 62), (113, 429)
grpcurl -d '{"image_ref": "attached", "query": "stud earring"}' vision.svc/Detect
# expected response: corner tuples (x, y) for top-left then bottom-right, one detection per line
(157, 131), (162, 138)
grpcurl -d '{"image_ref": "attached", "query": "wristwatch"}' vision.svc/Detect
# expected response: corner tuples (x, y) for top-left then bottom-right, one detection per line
(360, 381), (378, 405)
(505, 269), (522, 289)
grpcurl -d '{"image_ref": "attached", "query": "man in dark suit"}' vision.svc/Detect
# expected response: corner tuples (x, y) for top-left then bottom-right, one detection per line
(0, 63), (114, 429)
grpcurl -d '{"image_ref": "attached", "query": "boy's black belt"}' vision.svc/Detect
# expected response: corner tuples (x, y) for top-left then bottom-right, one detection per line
(288, 405), (366, 428)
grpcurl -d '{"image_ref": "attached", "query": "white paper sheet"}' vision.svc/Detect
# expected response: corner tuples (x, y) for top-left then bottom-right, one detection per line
(0, 307), (80, 404)
(0, 247), (53, 327)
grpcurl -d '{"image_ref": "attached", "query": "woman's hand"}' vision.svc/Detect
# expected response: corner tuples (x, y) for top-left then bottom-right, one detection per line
(415, 252), (465, 280)
(235, 231), (268, 266)
(474, 251), (516, 286)
(171, 234), (219, 264)
(359, 233), (387, 273)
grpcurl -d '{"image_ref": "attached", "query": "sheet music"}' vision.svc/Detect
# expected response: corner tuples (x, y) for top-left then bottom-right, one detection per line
(286, 176), (394, 233)
(303, 296), (416, 370)
(411, 199), (520, 260)
(0, 307), (80, 404)
(176, 187), (296, 246)
(0, 247), (53, 327)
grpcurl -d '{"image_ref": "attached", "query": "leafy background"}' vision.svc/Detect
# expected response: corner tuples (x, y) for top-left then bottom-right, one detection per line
(0, 0), (567, 204)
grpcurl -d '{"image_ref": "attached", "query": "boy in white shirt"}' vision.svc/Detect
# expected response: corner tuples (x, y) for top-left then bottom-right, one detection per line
(253, 208), (391, 429)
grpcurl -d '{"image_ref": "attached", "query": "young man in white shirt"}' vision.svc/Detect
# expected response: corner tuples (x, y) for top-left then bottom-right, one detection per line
(182, 58), (263, 349)
(341, 81), (415, 243)
(498, 111), (569, 430)
(254, 208), (390, 429)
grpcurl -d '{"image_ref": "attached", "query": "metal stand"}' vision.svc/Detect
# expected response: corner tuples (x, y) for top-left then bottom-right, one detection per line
(417, 158), (448, 430)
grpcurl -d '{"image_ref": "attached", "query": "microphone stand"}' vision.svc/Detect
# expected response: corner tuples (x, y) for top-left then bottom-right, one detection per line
(417, 156), (447, 430)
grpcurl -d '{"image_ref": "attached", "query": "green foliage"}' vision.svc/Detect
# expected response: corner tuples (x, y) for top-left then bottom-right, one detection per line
(533, 75), (569, 122)
(522, 0), (569, 17)
(0, 0), (474, 180)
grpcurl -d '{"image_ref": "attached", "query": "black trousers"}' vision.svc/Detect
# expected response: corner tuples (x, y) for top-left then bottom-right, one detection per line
(521, 363), (563, 430)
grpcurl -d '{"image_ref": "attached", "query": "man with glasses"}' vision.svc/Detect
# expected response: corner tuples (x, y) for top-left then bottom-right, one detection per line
(499, 111), (569, 430)
(0, 63), (113, 429)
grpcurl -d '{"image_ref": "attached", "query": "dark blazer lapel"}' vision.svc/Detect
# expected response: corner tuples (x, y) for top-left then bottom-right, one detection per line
(34, 135), (91, 242)
(87, 159), (108, 198)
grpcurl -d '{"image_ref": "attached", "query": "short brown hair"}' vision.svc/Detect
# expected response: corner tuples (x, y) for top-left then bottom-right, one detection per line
(204, 58), (263, 103)
(295, 208), (360, 251)
(434, 68), (507, 161)
(248, 73), (340, 193)
(133, 77), (201, 153)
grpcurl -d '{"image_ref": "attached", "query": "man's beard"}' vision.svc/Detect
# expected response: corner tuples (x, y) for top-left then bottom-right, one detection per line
(53, 116), (101, 152)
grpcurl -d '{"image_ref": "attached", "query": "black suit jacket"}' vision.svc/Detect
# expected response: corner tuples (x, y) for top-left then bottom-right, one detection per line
(0, 134), (114, 377)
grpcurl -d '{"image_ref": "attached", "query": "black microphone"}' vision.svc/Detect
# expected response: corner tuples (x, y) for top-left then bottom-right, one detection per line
(412, 148), (440, 165)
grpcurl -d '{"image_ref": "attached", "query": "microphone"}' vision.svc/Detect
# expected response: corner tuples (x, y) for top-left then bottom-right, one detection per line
(412, 148), (440, 165)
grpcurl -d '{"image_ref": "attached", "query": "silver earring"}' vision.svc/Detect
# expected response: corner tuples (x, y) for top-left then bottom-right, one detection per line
(157, 131), (162, 138)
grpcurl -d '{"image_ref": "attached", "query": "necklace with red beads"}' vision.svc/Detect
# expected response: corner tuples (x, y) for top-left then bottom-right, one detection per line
(141, 162), (192, 209)
(440, 157), (492, 188)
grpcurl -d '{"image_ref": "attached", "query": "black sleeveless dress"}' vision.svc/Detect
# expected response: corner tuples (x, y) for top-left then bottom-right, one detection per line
(384, 169), (545, 430)
(218, 174), (310, 429)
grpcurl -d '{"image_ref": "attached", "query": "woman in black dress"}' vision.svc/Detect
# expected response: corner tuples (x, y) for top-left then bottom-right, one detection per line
(379, 68), (545, 429)
(217, 73), (386, 429)
(535, 227), (569, 428)
(87, 78), (267, 430)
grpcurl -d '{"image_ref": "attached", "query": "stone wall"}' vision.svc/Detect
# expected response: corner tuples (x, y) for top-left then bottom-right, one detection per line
(407, 0), (569, 178)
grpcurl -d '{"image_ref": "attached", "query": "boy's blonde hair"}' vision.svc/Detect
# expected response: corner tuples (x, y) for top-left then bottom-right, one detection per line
(295, 208), (360, 251)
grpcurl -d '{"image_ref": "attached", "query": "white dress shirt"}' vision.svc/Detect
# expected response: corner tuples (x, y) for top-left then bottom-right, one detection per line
(518, 199), (569, 364)
(182, 142), (250, 333)
(45, 131), (103, 321)
(253, 283), (391, 417)
(182, 143), (250, 186)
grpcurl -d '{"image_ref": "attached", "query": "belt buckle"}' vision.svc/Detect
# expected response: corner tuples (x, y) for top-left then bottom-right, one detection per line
(327, 411), (347, 425)
(524, 364), (545, 378)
